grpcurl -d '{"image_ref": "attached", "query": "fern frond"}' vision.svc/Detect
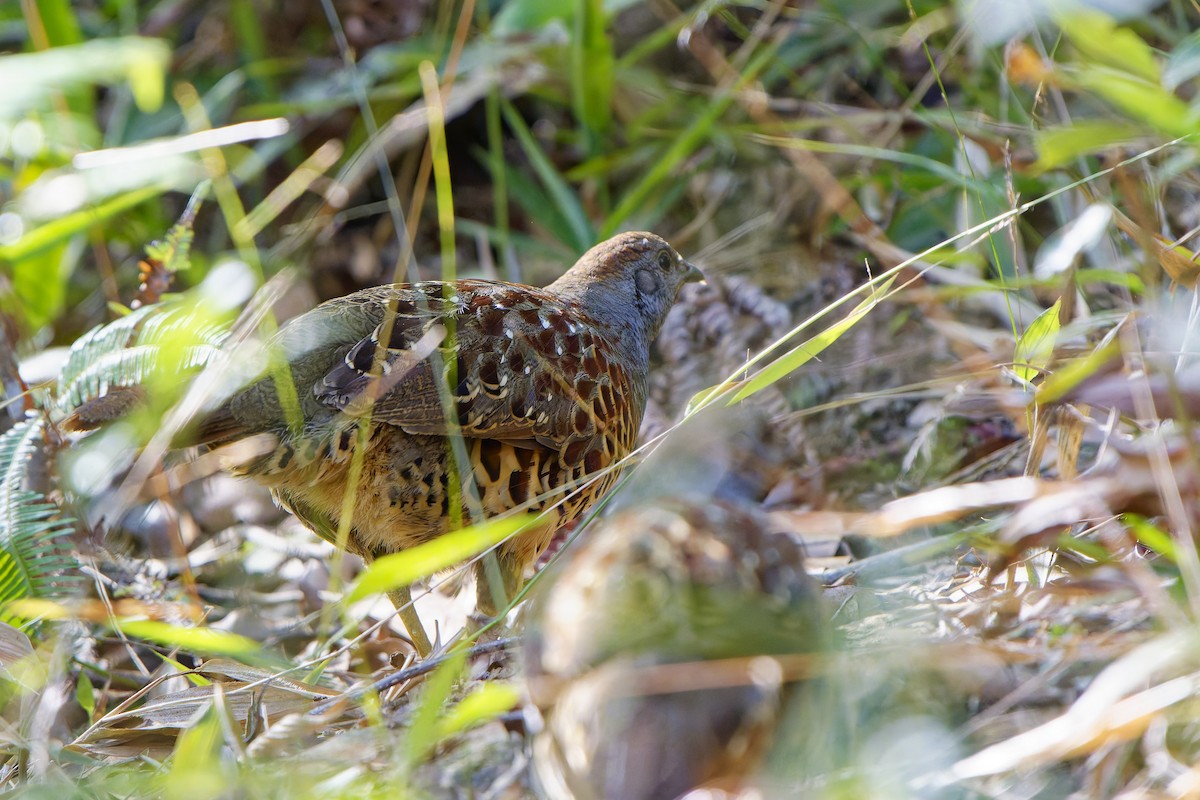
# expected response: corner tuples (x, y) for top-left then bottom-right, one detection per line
(55, 304), (230, 416)
(0, 417), (43, 511)
(0, 420), (81, 619)
(136, 305), (229, 350)
(0, 494), (81, 617)
(56, 306), (157, 406)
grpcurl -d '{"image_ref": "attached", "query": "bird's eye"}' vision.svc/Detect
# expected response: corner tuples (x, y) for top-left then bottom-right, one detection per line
(657, 250), (672, 270)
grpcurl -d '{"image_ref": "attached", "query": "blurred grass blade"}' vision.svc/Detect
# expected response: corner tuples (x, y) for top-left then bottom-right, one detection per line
(1072, 68), (1194, 139)
(1034, 204), (1112, 278)
(602, 39), (778, 237)
(72, 119), (290, 170)
(30, 0), (83, 46)
(115, 619), (265, 661)
(491, 0), (571, 35)
(572, 0), (614, 143)
(234, 140), (342, 240)
(347, 515), (537, 603)
(0, 185), (164, 265)
(0, 37), (169, 116)
(75, 669), (95, 722)
(166, 701), (225, 800)
(405, 646), (468, 767)
(724, 275), (896, 407)
(501, 167), (581, 253)
(435, 682), (520, 739)
(753, 133), (1004, 198)
(1014, 299), (1061, 384)
(1164, 29), (1200, 89)
(1125, 514), (1180, 564)
(501, 98), (595, 252)
(1035, 338), (1121, 405)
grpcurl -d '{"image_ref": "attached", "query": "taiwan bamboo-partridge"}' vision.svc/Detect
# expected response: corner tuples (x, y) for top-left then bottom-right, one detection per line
(198, 232), (702, 655)
(525, 494), (828, 800)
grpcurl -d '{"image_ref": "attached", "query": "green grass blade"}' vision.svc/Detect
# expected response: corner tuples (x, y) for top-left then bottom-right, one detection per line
(572, 0), (614, 145)
(500, 98), (594, 252)
(0, 36), (168, 116)
(0, 185), (164, 265)
(1033, 121), (1145, 170)
(347, 514), (538, 603)
(601, 39), (778, 237)
(435, 682), (520, 739)
(1035, 337), (1122, 405)
(115, 620), (267, 661)
(726, 275), (896, 407)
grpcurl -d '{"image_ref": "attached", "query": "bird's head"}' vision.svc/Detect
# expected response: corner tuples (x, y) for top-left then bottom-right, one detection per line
(550, 231), (703, 356)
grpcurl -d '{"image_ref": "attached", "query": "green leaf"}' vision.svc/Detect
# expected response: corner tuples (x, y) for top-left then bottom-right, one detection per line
(1033, 121), (1145, 171)
(721, 276), (896, 408)
(144, 188), (202, 275)
(32, 0), (83, 46)
(1072, 67), (1196, 139)
(53, 302), (229, 428)
(1035, 337), (1121, 405)
(11, 242), (71, 332)
(1058, 9), (1160, 84)
(347, 514), (539, 603)
(0, 420), (83, 620)
(491, 0), (572, 36)
(1013, 299), (1062, 384)
(76, 669), (95, 722)
(435, 682), (520, 739)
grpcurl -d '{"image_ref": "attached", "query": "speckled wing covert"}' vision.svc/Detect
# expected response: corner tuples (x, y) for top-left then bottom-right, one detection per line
(314, 280), (638, 458)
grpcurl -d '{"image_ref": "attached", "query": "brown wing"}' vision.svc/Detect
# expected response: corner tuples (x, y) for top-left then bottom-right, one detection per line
(316, 281), (628, 449)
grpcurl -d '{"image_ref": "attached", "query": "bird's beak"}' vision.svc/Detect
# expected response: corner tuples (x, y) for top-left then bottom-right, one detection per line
(683, 261), (706, 285)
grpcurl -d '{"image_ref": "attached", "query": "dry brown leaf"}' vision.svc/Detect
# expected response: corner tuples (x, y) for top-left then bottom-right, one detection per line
(197, 659), (340, 698)
(75, 684), (316, 740)
(1004, 40), (1051, 86)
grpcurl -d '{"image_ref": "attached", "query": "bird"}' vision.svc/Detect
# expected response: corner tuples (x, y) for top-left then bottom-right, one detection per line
(192, 232), (703, 656)
(524, 496), (829, 800)
(522, 409), (827, 798)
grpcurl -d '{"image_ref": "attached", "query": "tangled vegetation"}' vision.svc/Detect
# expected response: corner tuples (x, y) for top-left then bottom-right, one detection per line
(3, 0), (1200, 797)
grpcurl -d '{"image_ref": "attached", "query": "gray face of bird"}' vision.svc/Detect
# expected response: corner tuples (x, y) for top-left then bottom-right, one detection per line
(549, 232), (703, 365)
